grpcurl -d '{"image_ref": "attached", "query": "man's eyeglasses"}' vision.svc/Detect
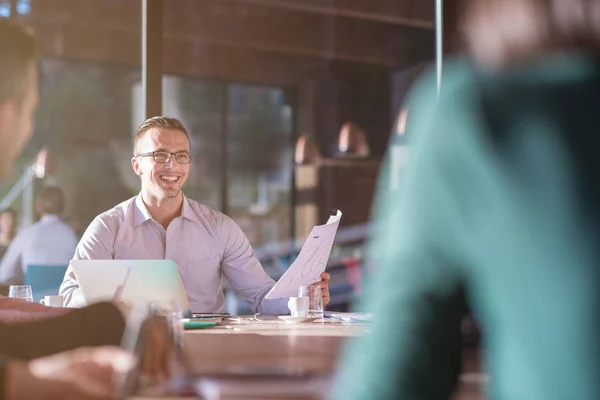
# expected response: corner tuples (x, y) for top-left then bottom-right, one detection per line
(136, 151), (191, 164)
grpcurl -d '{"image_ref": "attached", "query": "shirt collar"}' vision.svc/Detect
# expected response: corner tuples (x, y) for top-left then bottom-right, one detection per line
(180, 195), (201, 223)
(39, 214), (61, 223)
(133, 195), (153, 227)
(133, 193), (200, 227)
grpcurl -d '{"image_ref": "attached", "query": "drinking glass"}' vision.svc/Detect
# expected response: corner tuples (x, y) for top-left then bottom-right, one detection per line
(298, 284), (323, 319)
(149, 300), (184, 347)
(308, 285), (324, 319)
(8, 285), (33, 302)
(298, 285), (309, 297)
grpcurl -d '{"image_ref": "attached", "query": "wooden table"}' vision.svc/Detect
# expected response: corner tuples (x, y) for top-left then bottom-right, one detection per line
(183, 317), (364, 376)
(176, 316), (364, 399)
(134, 316), (485, 399)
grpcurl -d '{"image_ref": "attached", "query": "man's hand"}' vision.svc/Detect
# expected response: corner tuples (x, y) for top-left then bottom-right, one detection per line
(311, 272), (331, 306)
(5, 347), (135, 400)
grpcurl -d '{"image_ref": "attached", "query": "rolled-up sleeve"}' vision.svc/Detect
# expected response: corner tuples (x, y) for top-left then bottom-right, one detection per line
(59, 217), (116, 307)
(219, 215), (288, 314)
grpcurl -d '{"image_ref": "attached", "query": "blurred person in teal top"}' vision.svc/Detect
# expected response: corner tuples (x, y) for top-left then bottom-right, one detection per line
(334, 0), (600, 399)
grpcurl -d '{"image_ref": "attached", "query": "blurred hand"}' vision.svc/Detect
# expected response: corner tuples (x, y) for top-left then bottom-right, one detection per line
(5, 347), (135, 400)
(140, 315), (174, 379)
(311, 272), (331, 306)
(112, 303), (175, 379)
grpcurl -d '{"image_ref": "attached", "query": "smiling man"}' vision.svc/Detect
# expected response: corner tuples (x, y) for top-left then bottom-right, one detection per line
(60, 116), (330, 313)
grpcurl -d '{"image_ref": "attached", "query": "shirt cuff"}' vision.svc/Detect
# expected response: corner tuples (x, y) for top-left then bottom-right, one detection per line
(257, 297), (289, 315)
(63, 289), (86, 308)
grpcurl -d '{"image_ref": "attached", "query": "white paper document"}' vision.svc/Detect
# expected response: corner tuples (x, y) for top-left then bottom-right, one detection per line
(324, 312), (374, 323)
(265, 210), (342, 299)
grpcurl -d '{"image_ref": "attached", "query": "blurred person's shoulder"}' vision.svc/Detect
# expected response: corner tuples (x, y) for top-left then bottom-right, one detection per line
(402, 56), (480, 142)
(407, 56), (479, 110)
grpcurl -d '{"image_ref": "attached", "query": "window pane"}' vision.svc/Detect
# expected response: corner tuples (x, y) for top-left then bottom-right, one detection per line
(36, 60), (139, 232)
(160, 77), (223, 210)
(226, 84), (293, 247)
(0, 0), (142, 233)
(157, 0), (435, 312)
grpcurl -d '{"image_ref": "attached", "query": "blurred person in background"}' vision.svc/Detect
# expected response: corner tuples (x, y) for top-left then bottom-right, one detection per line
(0, 17), (171, 400)
(0, 185), (78, 283)
(334, 0), (600, 399)
(0, 208), (18, 258)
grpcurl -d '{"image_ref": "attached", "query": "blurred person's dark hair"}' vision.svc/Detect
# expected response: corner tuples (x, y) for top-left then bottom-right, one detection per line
(465, 0), (600, 68)
(133, 116), (191, 154)
(0, 19), (38, 103)
(36, 185), (65, 216)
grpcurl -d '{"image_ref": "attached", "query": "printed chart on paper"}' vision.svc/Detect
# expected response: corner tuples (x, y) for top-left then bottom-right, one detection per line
(265, 210), (342, 299)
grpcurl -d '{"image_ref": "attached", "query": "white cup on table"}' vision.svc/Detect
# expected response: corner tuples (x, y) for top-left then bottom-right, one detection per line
(39, 295), (64, 308)
(287, 296), (309, 317)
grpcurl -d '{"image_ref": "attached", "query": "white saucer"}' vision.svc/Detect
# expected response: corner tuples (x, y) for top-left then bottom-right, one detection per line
(278, 315), (317, 324)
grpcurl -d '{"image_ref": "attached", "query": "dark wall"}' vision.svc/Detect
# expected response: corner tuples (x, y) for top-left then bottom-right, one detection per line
(314, 61), (391, 159)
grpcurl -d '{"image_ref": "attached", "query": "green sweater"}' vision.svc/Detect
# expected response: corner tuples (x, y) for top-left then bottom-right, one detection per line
(334, 54), (600, 400)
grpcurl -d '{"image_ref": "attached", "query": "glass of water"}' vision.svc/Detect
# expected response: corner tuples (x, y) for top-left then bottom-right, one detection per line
(298, 284), (309, 297)
(299, 284), (324, 319)
(8, 285), (33, 302)
(148, 300), (184, 347)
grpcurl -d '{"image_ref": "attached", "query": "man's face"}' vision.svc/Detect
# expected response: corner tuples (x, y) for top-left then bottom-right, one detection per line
(0, 64), (38, 179)
(132, 128), (190, 201)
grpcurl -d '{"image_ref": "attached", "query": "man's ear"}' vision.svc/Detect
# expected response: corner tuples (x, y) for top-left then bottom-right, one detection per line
(0, 99), (16, 136)
(131, 156), (142, 177)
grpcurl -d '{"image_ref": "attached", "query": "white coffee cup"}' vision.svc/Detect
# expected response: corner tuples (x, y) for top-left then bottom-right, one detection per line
(39, 295), (64, 308)
(287, 296), (309, 317)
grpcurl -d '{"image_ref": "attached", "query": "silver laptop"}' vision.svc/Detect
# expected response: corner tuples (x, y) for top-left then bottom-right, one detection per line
(70, 259), (189, 311)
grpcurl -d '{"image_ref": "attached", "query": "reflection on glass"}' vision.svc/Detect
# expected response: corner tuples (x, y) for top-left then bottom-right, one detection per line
(158, 76), (223, 211)
(35, 59), (138, 234)
(227, 84), (293, 248)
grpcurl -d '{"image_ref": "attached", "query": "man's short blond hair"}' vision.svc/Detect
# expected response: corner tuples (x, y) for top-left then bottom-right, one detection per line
(133, 116), (190, 154)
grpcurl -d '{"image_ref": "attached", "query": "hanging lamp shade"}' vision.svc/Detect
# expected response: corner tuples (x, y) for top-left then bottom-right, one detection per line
(396, 108), (408, 136)
(294, 135), (322, 165)
(32, 148), (57, 178)
(337, 122), (370, 158)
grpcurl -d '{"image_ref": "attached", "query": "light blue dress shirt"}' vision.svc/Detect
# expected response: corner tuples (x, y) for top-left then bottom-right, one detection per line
(59, 194), (289, 314)
(0, 215), (79, 283)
